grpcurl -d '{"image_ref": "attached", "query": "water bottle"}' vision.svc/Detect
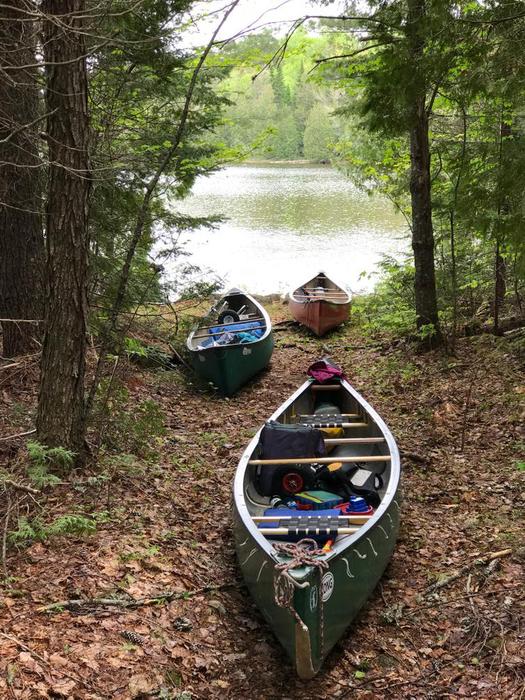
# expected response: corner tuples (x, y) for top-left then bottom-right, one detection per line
(270, 496), (296, 510)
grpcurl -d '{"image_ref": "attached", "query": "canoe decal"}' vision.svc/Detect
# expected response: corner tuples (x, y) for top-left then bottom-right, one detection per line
(242, 547), (257, 565)
(367, 537), (378, 557)
(321, 572), (335, 602)
(341, 556), (355, 579)
(353, 548), (367, 560)
(198, 354), (206, 362)
(256, 560), (268, 582)
(378, 525), (389, 539)
(393, 499), (401, 512)
(310, 586), (318, 612)
(242, 347), (252, 355)
(386, 512), (394, 529)
(239, 537), (250, 547)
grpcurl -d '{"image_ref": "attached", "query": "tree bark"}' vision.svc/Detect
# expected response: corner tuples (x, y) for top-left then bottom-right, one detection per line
(36, 0), (91, 453)
(0, 1), (44, 357)
(406, 0), (442, 345)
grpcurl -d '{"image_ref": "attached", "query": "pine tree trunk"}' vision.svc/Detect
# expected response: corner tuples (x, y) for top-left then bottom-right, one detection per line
(0, 1), (43, 357)
(36, 0), (91, 452)
(406, 0), (442, 345)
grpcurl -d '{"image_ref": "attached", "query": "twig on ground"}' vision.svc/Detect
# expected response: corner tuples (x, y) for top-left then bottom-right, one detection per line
(37, 581), (240, 613)
(424, 549), (512, 595)
(2, 480), (39, 495)
(0, 429), (36, 443)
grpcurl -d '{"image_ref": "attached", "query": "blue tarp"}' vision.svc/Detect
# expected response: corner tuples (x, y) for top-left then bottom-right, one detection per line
(209, 320), (264, 337)
(197, 320), (265, 349)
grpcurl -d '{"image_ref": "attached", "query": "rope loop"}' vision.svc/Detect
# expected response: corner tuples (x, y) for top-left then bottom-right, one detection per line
(273, 538), (328, 627)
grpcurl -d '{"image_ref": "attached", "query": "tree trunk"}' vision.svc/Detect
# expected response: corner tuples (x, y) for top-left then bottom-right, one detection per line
(0, 1), (43, 357)
(36, 0), (91, 453)
(406, 0), (442, 345)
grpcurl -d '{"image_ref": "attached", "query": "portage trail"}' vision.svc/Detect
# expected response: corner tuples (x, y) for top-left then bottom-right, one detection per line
(0, 304), (523, 699)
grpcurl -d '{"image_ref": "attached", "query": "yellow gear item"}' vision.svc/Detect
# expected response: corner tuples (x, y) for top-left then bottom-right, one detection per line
(320, 426), (344, 453)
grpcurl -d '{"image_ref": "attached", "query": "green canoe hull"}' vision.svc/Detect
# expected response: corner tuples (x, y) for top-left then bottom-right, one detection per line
(233, 491), (401, 678)
(189, 332), (274, 396)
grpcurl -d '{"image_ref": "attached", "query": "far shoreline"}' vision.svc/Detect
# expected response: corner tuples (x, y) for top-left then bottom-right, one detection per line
(242, 158), (332, 166)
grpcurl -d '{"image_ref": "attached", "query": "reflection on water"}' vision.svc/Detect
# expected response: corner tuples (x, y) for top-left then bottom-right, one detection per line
(166, 163), (409, 295)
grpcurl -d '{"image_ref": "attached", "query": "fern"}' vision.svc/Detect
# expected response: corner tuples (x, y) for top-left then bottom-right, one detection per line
(8, 514), (96, 545)
(26, 440), (75, 484)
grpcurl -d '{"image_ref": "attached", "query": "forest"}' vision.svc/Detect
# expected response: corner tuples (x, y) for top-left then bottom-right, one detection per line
(0, 1), (524, 698)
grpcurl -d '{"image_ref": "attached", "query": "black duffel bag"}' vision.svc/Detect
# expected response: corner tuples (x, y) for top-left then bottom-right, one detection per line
(255, 421), (326, 497)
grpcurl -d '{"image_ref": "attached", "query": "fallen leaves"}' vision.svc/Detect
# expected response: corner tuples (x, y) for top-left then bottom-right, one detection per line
(1, 318), (524, 698)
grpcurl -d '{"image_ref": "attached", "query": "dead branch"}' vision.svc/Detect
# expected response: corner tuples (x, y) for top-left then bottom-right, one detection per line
(2, 479), (39, 495)
(0, 428), (36, 443)
(424, 549), (512, 596)
(37, 581), (240, 613)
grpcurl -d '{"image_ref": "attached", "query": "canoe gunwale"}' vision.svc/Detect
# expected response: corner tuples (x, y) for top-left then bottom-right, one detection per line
(232, 377), (401, 566)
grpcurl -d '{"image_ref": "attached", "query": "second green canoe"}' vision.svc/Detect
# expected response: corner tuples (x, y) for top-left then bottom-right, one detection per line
(186, 289), (274, 396)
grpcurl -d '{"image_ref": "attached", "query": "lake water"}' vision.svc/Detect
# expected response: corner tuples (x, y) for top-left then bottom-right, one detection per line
(165, 163), (409, 296)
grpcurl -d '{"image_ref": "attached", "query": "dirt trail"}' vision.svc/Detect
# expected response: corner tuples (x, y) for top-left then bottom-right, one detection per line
(0, 311), (524, 699)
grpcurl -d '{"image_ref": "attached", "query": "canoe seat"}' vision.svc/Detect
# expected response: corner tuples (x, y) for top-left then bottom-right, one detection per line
(298, 415), (344, 428)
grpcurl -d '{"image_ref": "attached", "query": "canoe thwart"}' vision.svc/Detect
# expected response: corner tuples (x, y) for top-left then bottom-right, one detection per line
(322, 437), (385, 445)
(301, 422), (369, 429)
(249, 455), (391, 465)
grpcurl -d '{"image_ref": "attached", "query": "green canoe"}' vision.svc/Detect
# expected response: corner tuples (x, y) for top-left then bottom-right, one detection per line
(233, 376), (401, 678)
(186, 289), (274, 396)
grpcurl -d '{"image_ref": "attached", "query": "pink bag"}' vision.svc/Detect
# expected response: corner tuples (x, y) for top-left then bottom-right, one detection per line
(306, 359), (346, 383)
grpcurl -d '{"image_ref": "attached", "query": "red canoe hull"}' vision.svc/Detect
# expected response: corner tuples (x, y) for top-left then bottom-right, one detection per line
(289, 298), (350, 336)
(288, 272), (351, 336)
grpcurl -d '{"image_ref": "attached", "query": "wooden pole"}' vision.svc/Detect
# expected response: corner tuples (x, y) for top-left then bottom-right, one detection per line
(323, 437), (385, 445)
(249, 455), (390, 466)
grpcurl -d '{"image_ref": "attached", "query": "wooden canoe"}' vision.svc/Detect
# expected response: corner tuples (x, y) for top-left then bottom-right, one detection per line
(289, 272), (351, 336)
(233, 376), (401, 678)
(186, 289), (274, 396)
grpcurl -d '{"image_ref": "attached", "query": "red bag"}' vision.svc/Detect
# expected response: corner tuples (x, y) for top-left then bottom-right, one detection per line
(307, 359), (346, 383)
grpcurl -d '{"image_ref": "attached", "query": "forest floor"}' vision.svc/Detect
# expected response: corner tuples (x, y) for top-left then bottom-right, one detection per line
(0, 301), (524, 700)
